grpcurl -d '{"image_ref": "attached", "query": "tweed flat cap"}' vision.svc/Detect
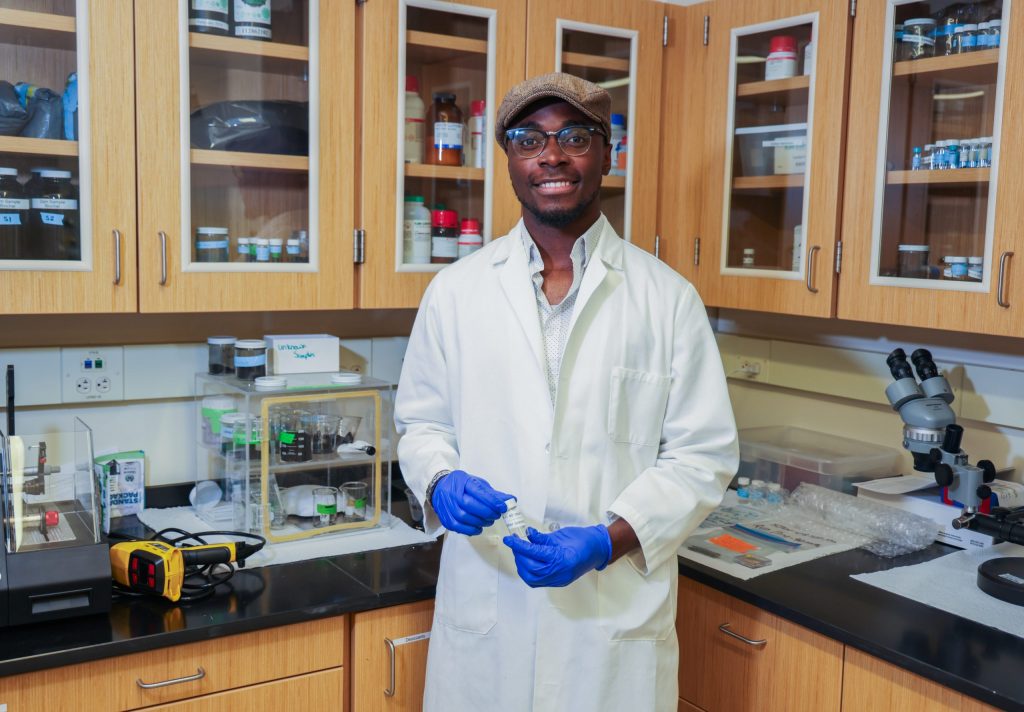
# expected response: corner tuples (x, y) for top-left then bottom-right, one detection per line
(495, 72), (611, 148)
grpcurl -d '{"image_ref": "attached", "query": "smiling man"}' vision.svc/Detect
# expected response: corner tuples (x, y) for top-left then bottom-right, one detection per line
(395, 73), (739, 712)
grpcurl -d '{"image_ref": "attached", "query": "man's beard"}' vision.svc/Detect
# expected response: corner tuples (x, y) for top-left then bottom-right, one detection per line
(515, 183), (600, 228)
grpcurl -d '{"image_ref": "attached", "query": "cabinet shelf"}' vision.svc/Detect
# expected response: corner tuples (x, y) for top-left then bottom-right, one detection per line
(562, 51), (630, 73)
(733, 174), (804, 190)
(0, 136), (78, 157)
(0, 8), (76, 50)
(736, 75), (810, 102)
(602, 175), (626, 189)
(189, 32), (309, 72)
(892, 49), (999, 79)
(886, 168), (990, 185)
(191, 149), (309, 172)
(404, 163), (485, 181)
(407, 30), (487, 65)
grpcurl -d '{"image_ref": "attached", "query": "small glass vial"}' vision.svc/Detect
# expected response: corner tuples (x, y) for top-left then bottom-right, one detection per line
(195, 226), (229, 263)
(254, 238), (270, 263)
(967, 256), (984, 282)
(922, 144), (934, 170)
(290, 230), (309, 262)
(502, 498), (528, 539)
(943, 256), (968, 281)
(234, 339), (267, 381)
(946, 140), (961, 169)
(236, 237), (251, 262)
(285, 238), (301, 262)
(207, 336), (236, 375)
(766, 483), (785, 508)
(736, 476), (751, 500)
(742, 248), (756, 268)
(897, 244), (930, 279)
(910, 146), (922, 170)
(268, 237), (283, 262)
(750, 479), (767, 506)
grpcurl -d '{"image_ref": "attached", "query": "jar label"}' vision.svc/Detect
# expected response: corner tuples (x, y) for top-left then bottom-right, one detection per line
(234, 0), (270, 23)
(190, 17), (229, 31)
(316, 502), (337, 515)
(32, 198), (77, 210)
(0, 198), (28, 210)
(286, 245), (300, 255)
(192, 0), (228, 11)
(0, 213), (22, 226)
(197, 240), (229, 249)
(235, 24), (271, 38)
(434, 122), (463, 150)
(235, 354), (267, 367)
(256, 245), (270, 261)
(432, 236), (458, 258)
(952, 263), (968, 278)
(902, 35), (936, 46)
(269, 244), (282, 255)
(962, 34), (978, 49)
(40, 212), (65, 226)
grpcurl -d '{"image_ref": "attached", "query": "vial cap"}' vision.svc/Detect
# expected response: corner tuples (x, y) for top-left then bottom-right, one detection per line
(897, 244), (929, 252)
(235, 339), (266, 349)
(0, 167), (17, 176)
(237, 238), (250, 245)
(254, 238), (269, 245)
(504, 498), (518, 509)
(610, 113), (626, 126)
(286, 239), (300, 246)
(207, 336), (237, 345)
(460, 218), (481, 233)
(196, 226), (229, 235)
(743, 248), (756, 255)
(405, 195), (425, 203)
(331, 371), (362, 384)
(269, 238), (283, 246)
(904, 17), (937, 26)
(254, 376), (287, 391)
(470, 99), (486, 116)
(38, 169), (72, 179)
(405, 75), (419, 93)
(769, 35), (798, 53)
(431, 209), (459, 228)
(968, 256), (984, 265)
(737, 477), (751, 485)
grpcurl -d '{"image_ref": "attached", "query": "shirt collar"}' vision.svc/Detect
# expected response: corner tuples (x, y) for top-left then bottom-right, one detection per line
(520, 214), (606, 276)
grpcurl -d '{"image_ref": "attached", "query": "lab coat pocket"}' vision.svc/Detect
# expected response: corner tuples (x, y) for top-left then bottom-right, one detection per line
(436, 535), (499, 635)
(607, 367), (672, 446)
(597, 559), (674, 641)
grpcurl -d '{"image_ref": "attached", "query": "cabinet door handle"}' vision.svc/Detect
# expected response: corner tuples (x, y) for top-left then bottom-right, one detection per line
(806, 245), (821, 294)
(112, 229), (122, 285)
(136, 666), (206, 689)
(384, 637), (397, 697)
(718, 623), (768, 648)
(654, 234), (661, 260)
(997, 251), (1014, 308)
(158, 230), (168, 286)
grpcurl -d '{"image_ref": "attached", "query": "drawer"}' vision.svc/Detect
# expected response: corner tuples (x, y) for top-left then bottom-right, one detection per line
(0, 616), (346, 711)
(143, 668), (345, 711)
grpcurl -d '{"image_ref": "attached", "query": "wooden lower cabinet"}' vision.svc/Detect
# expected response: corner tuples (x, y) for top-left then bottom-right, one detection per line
(677, 578), (843, 712)
(843, 648), (999, 712)
(144, 668), (344, 711)
(0, 616), (346, 712)
(350, 599), (434, 712)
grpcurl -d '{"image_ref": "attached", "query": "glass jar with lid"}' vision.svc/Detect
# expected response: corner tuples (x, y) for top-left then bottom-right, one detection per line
(897, 244), (930, 279)
(902, 18), (936, 60)
(234, 339), (267, 381)
(0, 167), (28, 260)
(30, 169), (79, 261)
(428, 93), (464, 166)
(943, 256), (968, 281)
(195, 226), (230, 262)
(208, 336), (237, 375)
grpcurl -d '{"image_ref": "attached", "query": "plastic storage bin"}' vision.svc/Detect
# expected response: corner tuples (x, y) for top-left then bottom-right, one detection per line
(194, 371), (392, 543)
(737, 426), (901, 494)
(734, 123), (808, 177)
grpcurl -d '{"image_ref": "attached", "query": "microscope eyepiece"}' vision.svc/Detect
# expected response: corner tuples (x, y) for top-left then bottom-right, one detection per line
(886, 348), (914, 381)
(911, 348), (939, 381)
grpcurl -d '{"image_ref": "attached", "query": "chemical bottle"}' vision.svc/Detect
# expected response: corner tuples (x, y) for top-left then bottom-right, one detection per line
(428, 93), (463, 166)
(0, 167), (28, 259)
(736, 477), (751, 499)
(430, 208), (459, 264)
(609, 114), (627, 177)
(457, 218), (482, 259)
(233, 0), (272, 41)
(765, 35), (798, 80)
(468, 100), (486, 169)
(615, 135), (628, 176)
(403, 195), (431, 264)
(404, 76), (425, 164)
(189, 0), (230, 35)
(30, 169), (78, 260)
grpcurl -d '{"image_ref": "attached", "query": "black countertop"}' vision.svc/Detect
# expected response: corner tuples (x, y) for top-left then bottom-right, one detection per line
(3, 515), (1023, 711)
(680, 544), (1024, 712)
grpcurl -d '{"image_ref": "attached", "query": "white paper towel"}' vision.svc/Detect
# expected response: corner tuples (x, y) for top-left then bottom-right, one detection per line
(852, 543), (1024, 639)
(137, 506), (436, 569)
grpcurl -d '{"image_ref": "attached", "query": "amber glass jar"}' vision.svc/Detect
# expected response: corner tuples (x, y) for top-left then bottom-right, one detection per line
(428, 93), (464, 166)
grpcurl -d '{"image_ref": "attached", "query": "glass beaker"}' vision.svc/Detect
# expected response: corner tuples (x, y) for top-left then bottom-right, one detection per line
(313, 486), (338, 527)
(306, 414), (341, 454)
(341, 481), (368, 521)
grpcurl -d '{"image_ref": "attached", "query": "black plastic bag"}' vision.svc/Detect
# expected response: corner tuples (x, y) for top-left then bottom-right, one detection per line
(16, 83), (63, 139)
(0, 81), (28, 136)
(190, 100), (308, 155)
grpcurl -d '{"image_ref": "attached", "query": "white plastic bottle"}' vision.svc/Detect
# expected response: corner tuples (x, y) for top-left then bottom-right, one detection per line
(765, 35), (798, 80)
(457, 218), (482, 259)
(404, 76), (425, 164)
(469, 100), (486, 169)
(609, 113), (627, 177)
(402, 195), (431, 264)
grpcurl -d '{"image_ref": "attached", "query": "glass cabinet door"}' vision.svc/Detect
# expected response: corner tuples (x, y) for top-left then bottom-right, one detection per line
(557, 25), (635, 241)
(135, 0), (355, 312)
(871, 0), (1007, 290)
(723, 18), (815, 278)
(0, 0), (136, 313)
(360, 0), (525, 309)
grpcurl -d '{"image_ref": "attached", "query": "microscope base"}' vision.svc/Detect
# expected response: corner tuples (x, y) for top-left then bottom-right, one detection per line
(977, 557), (1024, 607)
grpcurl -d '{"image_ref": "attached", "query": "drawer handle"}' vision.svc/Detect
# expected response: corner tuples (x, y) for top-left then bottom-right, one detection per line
(806, 245), (821, 293)
(384, 638), (397, 697)
(997, 251), (1014, 308)
(718, 623), (767, 648)
(136, 666), (206, 689)
(158, 230), (168, 286)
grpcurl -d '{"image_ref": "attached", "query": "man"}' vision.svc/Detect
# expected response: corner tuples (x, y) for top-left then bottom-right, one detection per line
(395, 73), (738, 712)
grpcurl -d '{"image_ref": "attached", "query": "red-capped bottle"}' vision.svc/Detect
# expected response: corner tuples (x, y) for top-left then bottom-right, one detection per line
(430, 209), (459, 264)
(457, 218), (482, 259)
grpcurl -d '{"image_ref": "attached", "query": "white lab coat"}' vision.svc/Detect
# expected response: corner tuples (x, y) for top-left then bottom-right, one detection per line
(395, 218), (738, 712)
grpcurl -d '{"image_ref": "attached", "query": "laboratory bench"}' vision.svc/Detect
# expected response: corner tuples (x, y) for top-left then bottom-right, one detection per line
(1, 519), (1023, 711)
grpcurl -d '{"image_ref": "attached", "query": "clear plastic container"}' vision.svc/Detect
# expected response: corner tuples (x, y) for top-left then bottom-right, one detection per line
(897, 244), (930, 279)
(737, 426), (901, 494)
(734, 123), (807, 177)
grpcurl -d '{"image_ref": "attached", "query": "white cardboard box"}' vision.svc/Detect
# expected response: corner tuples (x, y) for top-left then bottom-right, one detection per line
(856, 483), (994, 550)
(265, 334), (340, 375)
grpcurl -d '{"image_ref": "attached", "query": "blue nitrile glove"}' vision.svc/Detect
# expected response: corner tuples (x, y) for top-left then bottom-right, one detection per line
(431, 470), (512, 536)
(503, 525), (613, 588)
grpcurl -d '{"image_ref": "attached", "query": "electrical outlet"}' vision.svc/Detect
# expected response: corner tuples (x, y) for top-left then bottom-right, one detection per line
(737, 359), (765, 379)
(61, 347), (124, 402)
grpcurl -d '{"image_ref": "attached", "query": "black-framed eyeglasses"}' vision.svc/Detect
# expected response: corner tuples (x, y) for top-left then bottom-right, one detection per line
(504, 125), (606, 158)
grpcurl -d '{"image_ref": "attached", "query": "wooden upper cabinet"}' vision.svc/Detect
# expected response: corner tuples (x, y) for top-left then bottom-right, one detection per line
(0, 0), (137, 314)
(691, 0), (851, 317)
(358, 0), (526, 310)
(134, 0), (354, 313)
(526, 0), (663, 252)
(838, 0), (1023, 336)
